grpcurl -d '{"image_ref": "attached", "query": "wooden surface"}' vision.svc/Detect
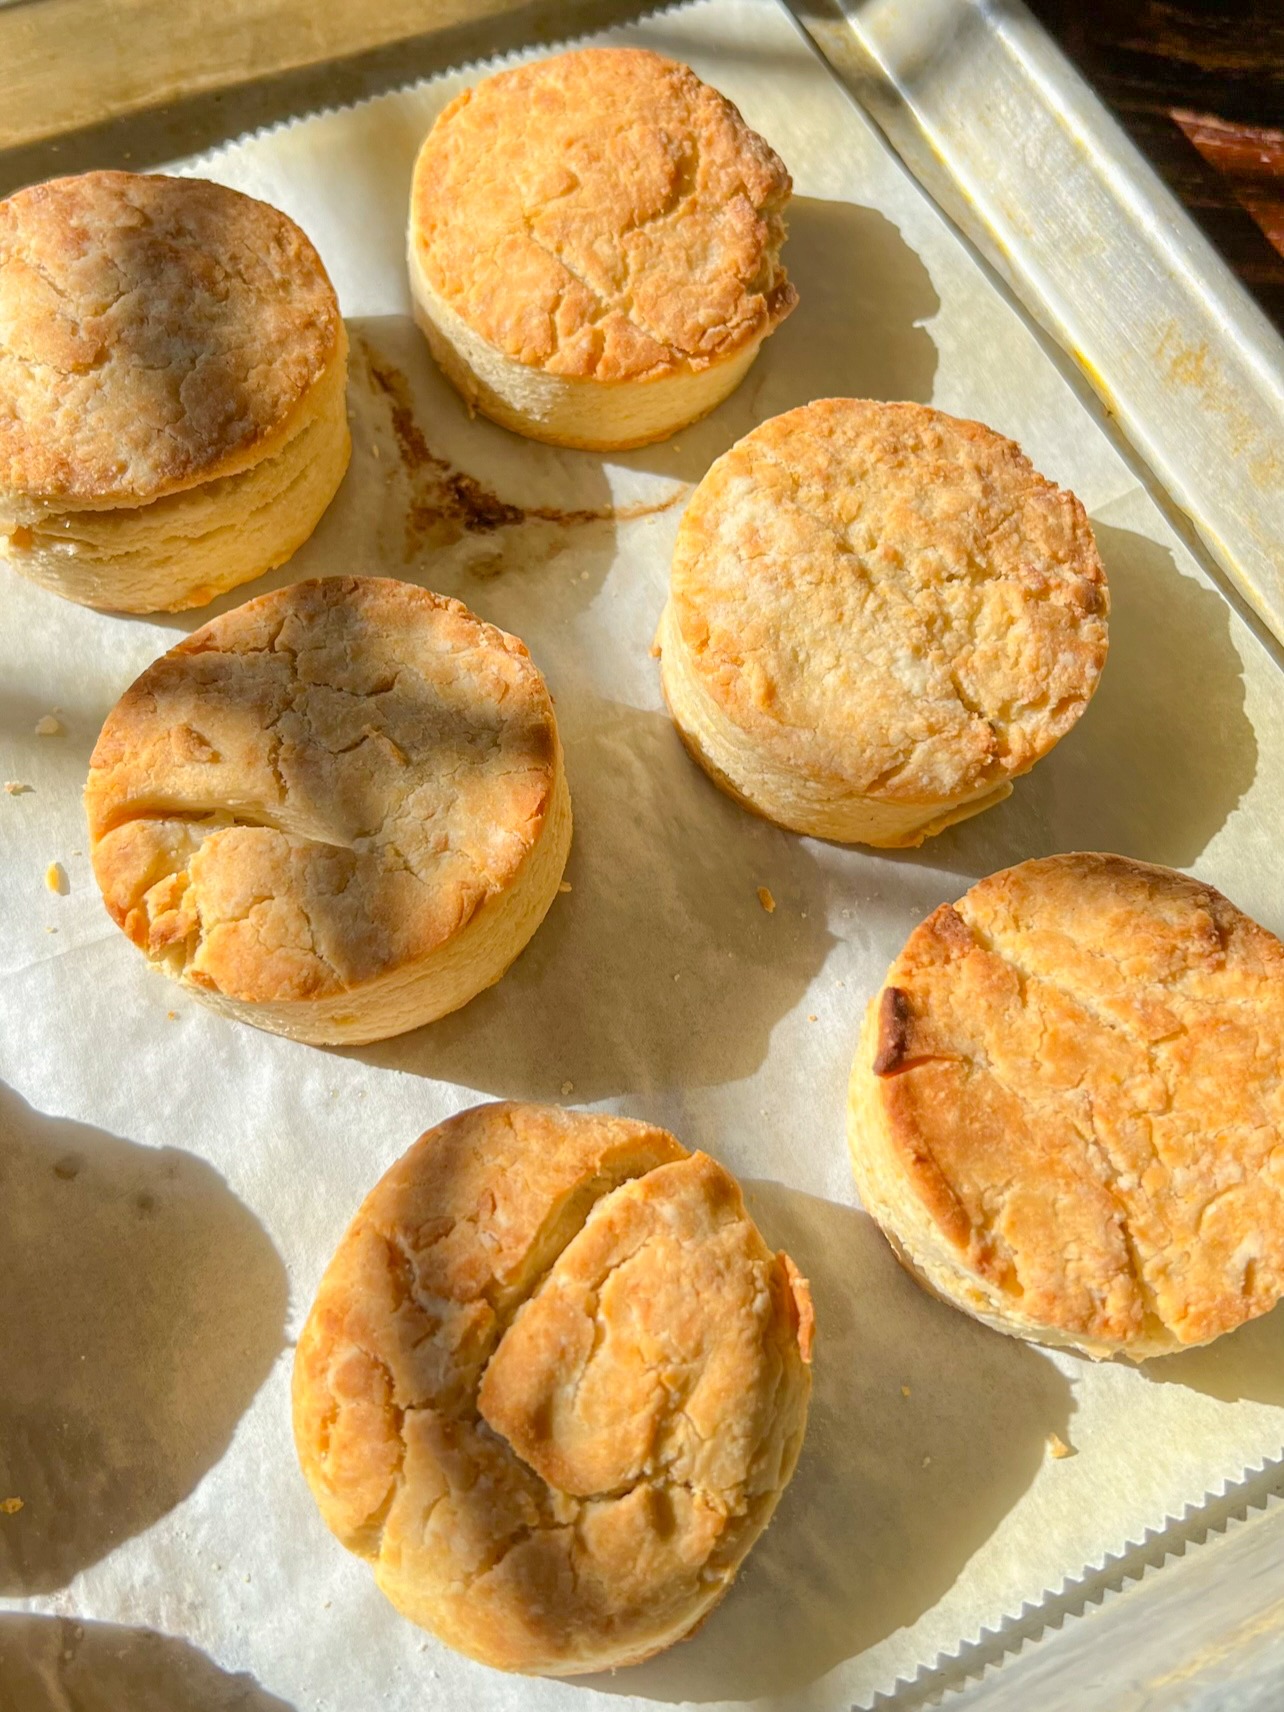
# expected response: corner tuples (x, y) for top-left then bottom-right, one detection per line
(1029, 1), (1284, 331)
(0, 0), (1281, 332)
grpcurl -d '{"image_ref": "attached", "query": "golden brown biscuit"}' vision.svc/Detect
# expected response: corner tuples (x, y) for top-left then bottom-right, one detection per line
(85, 577), (570, 1044)
(0, 171), (349, 612)
(848, 854), (1284, 1358)
(408, 48), (796, 449)
(292, 1102), (813, 1675)
(657, 399), (1109, 846)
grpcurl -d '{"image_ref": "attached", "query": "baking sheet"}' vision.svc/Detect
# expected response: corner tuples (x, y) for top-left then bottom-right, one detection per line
(1, 1), (1283, 1708)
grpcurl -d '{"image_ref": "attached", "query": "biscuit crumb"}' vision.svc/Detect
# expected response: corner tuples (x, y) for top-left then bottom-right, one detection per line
(1047, 1432), (1075, 1459)
(901, 1385), (911, 1398)
(757, 886), (776, 914)
(558, 881), (572, 893)
(34, 714), (62, 736)
(167, 1011), (178, 1021)
(0, 1498), (23, 1514)
(560, 1080), (575, 1096)
(921, 1455), (932, 1468)
(808, 1013), (817, 1022)
(4, 780), (31, 795)
(45, 862), (68, 895)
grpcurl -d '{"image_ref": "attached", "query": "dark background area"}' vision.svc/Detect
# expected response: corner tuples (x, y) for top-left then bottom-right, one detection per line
(1031, 0), (1284, 330)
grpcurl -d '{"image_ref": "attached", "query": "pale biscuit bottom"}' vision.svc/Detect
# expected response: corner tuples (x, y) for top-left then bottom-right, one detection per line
(656, 600), (1012, 847)
(409, 245), (763, 451)
(154, 757), (572, 1047)
(1, 340), (351, 614)
(847, 994), (1181, 1361)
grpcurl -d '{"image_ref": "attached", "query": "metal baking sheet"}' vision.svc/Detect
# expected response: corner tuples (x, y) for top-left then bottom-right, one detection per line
(1, 3), (1283, 1710)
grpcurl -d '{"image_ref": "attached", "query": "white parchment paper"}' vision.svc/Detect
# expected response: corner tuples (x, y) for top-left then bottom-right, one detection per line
(2, 3), (1282, 1707)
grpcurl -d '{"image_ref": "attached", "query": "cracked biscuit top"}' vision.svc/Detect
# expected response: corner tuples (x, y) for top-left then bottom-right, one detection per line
(85, 577), (559, 1006)
(867, 854), (1284, 1351)
(0, 171), (343, 507)
(668, 400), (1109, 805)
(291, 1102), (814, 1674)
(410, 47), (796, 382)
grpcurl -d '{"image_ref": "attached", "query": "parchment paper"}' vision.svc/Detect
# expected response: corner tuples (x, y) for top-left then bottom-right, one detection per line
(2, 3), (1282, 1708)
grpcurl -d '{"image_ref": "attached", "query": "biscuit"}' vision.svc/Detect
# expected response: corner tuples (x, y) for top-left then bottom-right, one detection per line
(408, 48), (796, 450)
(0, 171), (349, 613)
(292, 1102), (814, 1674)
(848, 854), (1284, 1358)
(657, 399), (1109, 846)
(85, 577), (570, 1045)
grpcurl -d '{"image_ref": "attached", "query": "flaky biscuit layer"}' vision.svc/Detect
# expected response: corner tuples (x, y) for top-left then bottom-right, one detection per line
(408, 47), (795, 447)
(85, 577), (569, 1044)
(2, 331), (350, 612)
(848, 854), (1284, 1358)
(0, 171), (343, 506)
(659, 399), (1108, 845)
(293, 1103), (813, 1674)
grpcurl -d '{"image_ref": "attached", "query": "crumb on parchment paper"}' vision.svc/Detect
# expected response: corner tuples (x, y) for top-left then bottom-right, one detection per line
(4, 781), (31, 795)
(45, 862), (68, 895)
(560, 1080), (574, 1096)
(1047, 1432), (1076, 1460)
(757, 886), (776, 913)
(558, 881), (572, 893)
(0, 1498), (23, 1514)
(901, 1385), (911, 1398)
(34, 714), (62, 736)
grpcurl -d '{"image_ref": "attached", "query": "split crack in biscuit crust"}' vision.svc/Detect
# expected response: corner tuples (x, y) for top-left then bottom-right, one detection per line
(292, 1103), (814, 1675)
(0, 170), (349, 611)
(85, 577), (570, 1045)
(409, 47), (797, 449)
(849, 854), (1284, 1358)
(658, 399), (1109, 846)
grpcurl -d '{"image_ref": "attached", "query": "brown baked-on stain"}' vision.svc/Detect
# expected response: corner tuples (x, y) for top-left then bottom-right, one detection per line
(357, 339), (685, 561)
(872, 986), (911, 1076)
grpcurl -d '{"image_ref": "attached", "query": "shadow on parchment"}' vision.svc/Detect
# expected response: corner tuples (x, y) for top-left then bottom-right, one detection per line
(620, 196), (941, 486)
(0, 1084), (287, 1594)
(0, 1615), (295, 1712)
(586, 1184), (1072, 1705)
(1143, 1301), (1284, 1409)
(344, 702), (834, 1101)
(892, 522), (1257, 881)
